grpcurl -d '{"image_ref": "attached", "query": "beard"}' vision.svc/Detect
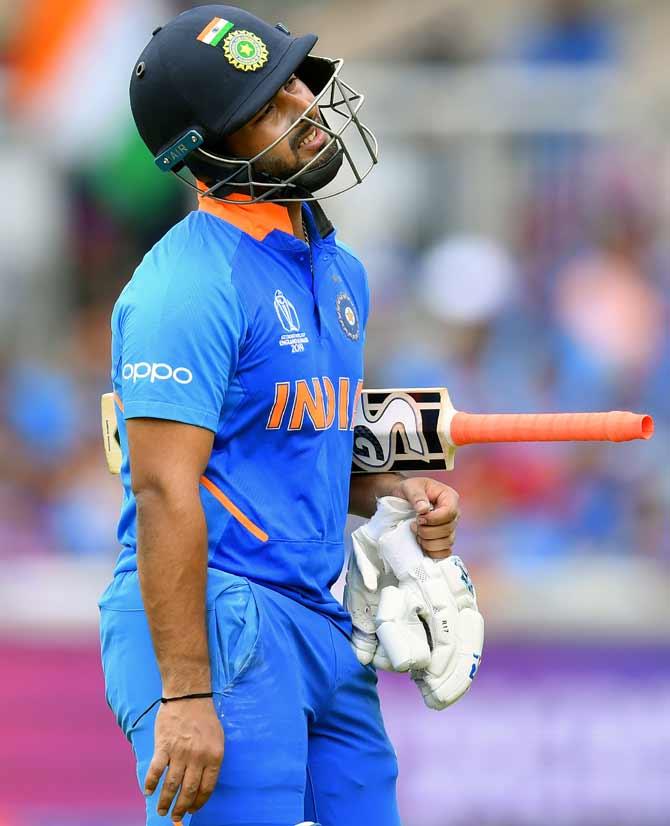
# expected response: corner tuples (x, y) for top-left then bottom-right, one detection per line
(192, 117), (345, 198)
(252, 134), (341, 182)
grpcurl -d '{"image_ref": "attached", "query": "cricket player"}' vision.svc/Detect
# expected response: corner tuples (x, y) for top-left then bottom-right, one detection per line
(99, 6), (460, 825)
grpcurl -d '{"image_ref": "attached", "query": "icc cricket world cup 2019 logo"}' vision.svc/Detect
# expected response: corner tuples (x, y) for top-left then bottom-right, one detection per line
(274, 290), (309, 353)
(274, 290), (301, 333)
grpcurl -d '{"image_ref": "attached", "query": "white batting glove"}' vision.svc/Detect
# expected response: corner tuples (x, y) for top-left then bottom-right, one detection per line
(344, 497), (415, 669)
(373, 506), (485, 709)
(410, 556), (484, 709)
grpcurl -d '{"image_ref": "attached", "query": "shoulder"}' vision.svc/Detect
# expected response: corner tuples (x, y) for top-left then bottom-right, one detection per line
(144, 211), (244, 285)
(334, 237), (368, 289)
(326, 235), (370, 330)
(121, 212), (246, 296)
(334, 237), (367, 279)
(333, 236), (369, 301)
(334, 237), (363, 266)
(112, 212), (247, 330)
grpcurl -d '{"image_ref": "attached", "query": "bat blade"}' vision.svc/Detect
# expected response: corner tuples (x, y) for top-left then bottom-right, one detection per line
(351, 388), (456, 473)
(101, 393), (122, 475)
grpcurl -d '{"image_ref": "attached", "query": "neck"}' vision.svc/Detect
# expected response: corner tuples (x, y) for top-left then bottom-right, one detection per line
(287, 202), (306, 241)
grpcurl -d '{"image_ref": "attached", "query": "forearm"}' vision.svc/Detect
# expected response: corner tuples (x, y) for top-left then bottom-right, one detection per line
(348, 472), (407, 518)
(136, 486), (211, 697)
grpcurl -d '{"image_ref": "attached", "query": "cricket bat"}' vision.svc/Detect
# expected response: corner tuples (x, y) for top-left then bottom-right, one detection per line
(101, 389), (653, 476)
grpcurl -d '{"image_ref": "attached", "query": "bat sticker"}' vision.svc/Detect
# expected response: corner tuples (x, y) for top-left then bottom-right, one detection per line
(352, 392), (431, 472)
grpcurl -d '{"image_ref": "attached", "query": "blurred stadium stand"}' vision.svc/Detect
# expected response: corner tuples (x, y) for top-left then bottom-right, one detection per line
(0, 1), (668, 824)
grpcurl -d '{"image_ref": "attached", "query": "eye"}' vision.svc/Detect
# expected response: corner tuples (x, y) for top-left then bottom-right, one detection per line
(258, 102), (274, 121)
(284, 75), (297, 90)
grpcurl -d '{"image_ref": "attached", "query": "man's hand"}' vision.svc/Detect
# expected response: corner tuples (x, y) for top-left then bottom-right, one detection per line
(145, 698), (224, 822)
(389, 476), (459, 559)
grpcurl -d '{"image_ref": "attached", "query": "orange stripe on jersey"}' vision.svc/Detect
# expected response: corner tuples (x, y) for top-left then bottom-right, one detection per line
(323, 377), (336, 429)
(198, 190), (295, 241)
(267, 382), (290, 429)
(200, 476), (269, 543)
(289, 378), (327, 430)
(338, 378), (350, 430)
(350, 380), (364, 431)
(113, 392), (124, 413)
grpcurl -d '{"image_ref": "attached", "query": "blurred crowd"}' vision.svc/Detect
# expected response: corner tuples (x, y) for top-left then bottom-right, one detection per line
(0, 0), (667, 569)
(363, 153), (669, 570)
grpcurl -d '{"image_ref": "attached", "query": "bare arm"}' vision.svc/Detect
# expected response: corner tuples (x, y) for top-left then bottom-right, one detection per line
(127, 417), (223, 822)
(348, 472), (407, 519)
(131, 418), (212, 696)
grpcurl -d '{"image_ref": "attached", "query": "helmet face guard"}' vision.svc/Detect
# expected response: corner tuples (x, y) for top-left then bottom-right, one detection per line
(175, 58), (379, 203)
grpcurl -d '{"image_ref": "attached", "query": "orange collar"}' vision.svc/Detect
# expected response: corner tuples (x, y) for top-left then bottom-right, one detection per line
(198, 191), (295, 241)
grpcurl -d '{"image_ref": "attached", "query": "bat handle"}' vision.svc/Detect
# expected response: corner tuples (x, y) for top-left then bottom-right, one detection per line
(449, 411), (654, 446)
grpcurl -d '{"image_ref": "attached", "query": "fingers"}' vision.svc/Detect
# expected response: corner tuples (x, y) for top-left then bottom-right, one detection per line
(171, 765), (204, 822)
(144, 747), (169, 797)
(418, 506), (459, 527)
(416, 535), (454, 559)
(412, 521), (457, 540)
(418, 533), (455, 552)
(410, 515), (457, 560)
(396, 477), (432, 514)
(421, 547), (453, 560)
(157, 761), (186, 818)
(399, 478), (460, 560)
(419, 485), (459, 527)
(154, 749), (223, 821)
(190, 765), (222, 813)
(146, 700), (224, 820)
(396, 478), (460, 524)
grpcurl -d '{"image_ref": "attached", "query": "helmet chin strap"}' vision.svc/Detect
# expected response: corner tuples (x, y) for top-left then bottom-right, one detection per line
(238, 143), (345, 203)
(283, 145), (344, 197)
(192, 103), (347, 202)
(255, 150), (342, 238)
(190, 144), (344, 204)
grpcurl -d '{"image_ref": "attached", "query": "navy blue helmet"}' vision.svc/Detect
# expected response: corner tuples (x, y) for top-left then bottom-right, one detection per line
(129, 5), (378, 202)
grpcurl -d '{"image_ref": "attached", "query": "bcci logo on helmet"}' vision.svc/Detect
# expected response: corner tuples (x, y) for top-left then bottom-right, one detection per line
(274, 290), (301, 333)
(223, 29), (269, 72)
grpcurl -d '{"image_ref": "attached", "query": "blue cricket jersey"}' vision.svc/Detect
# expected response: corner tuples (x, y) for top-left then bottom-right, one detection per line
(110, 196), (369, 632)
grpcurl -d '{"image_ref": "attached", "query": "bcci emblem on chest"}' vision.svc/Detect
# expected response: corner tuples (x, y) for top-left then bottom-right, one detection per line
(274, 290), (309, 354)
(336, 292), (360, 340)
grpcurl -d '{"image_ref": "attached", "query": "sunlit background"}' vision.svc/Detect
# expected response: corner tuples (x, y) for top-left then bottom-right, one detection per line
(1, 0), (668, 824)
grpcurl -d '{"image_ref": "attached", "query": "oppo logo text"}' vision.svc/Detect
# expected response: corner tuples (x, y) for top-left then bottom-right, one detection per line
(122, 362), (193, 385)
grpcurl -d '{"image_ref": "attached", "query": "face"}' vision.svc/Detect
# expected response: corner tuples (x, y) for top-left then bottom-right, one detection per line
(224, 75), (339, 179)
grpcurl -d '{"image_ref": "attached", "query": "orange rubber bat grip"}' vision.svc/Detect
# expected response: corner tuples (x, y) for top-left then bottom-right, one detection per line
(450, 411), (654, 446)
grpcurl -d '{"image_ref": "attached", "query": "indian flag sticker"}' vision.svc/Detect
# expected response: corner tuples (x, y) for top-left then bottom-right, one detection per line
(196, 17), (234, 47)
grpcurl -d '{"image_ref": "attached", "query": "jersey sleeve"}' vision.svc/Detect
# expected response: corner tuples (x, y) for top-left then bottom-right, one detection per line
(113, 252), (247, 433)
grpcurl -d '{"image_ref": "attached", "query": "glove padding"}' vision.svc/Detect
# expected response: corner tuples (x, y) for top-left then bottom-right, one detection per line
(344, 497), (414, 670)
(346, 496), (484, 709)
(375, 517), (484, 708)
